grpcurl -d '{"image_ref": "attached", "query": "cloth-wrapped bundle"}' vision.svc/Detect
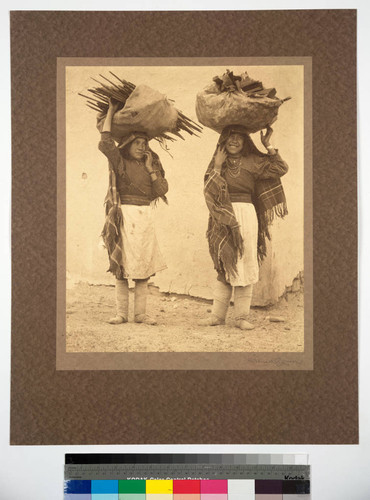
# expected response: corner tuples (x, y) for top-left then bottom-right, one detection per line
(80, 72), (202, 143)
(96, 84), (178, 141)
(195, 70), (289, 134)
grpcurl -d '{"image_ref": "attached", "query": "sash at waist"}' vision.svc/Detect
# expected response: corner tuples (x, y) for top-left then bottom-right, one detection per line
(120, 194), (151, 206)
(229, 193), (253, 203)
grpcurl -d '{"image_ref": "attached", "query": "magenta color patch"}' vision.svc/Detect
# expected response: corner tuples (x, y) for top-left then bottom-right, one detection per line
(200, 481), (228, 494)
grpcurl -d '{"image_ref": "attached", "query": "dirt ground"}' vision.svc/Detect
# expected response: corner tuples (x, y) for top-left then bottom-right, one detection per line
(66, 282), (304, 353)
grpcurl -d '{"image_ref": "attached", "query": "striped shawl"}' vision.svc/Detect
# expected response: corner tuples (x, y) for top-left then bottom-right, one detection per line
(204, 159), (288, 278)
(101, 168), (125, 279)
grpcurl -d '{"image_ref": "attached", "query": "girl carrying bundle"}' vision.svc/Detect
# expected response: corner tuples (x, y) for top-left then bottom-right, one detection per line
(99, 98), (168, 325)
(197, 69), (290, 330)
(83, 74), (201, 327)
(200, 124), (289, 330)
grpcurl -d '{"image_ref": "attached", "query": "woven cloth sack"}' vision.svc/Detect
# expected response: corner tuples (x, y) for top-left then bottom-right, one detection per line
(97, 84), (178, 140)
(195, 82), (283, 134)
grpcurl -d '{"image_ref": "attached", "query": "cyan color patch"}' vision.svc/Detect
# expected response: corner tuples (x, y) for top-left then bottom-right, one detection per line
(91, 480), (119, 494)
(91, 495), (118, 500)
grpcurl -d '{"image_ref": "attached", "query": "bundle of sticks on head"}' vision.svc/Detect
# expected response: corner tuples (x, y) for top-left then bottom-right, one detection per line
(196, 69), (292, 134)
(79, 72), (202, 144)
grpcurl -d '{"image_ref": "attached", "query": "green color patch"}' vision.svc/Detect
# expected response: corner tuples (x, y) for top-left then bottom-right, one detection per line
(119, 480), (147, 494)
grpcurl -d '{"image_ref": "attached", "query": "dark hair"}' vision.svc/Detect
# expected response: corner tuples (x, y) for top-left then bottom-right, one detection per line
(119, 135), (148, 160)
(218, 124), (264, 157)
(119, 135), (160, 164)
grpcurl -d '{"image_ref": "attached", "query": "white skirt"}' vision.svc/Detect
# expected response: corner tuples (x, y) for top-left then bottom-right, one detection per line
(120, 204), (167, 279)
(226, 202), (259, 287)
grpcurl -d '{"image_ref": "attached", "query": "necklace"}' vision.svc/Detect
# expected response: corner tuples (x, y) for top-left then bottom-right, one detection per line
(226, 156), (242, 178)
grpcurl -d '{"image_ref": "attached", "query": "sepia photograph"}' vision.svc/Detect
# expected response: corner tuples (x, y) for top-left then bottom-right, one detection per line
(10, 9), (357, 448)
(57, 57), (311, 369)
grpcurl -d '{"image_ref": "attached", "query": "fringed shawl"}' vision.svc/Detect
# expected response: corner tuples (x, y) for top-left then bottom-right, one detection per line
(253, 177), (288, 262)
(99, 132), (168, 279)
(204, 166), (244, 279)
(101, 169), (125, 280)
(204, 125), (288, 278)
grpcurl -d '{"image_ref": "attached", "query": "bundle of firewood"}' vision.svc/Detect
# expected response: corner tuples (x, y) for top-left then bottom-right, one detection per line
(79, 72), (202, 143)
(196, 69), (291, 134)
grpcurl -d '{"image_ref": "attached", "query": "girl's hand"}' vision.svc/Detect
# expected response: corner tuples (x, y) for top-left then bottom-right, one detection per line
(260, 126), (274, 149)
(214, 145), (227, 173)
(107, 97), (121, 114)
(143, 150), (154, 173)
(102, 98), (120, 132)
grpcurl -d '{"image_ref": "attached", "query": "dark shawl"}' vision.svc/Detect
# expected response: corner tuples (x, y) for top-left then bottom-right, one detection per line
(100, 132), (167, 279)
(101, 167), (125, 279)
(204, 124), (288, 278)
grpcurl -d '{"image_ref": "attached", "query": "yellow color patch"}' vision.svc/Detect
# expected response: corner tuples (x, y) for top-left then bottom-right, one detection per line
(146, 480), (173, 494)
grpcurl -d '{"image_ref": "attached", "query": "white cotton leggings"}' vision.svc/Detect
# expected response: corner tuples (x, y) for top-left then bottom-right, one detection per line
(211, 280), (253, 321)
(115, 277), (151, 319)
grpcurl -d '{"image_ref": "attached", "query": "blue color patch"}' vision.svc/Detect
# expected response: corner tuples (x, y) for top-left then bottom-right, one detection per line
(64, 480), (91, 493)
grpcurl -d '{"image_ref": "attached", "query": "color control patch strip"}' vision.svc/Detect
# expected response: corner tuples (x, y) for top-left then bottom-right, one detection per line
(65, 455), (310, 500)
(65, 478), (310, 499)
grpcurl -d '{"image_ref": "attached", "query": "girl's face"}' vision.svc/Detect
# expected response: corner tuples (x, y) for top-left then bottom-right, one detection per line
(128, 137), (148, 160)
(225, 133), (244, 156)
